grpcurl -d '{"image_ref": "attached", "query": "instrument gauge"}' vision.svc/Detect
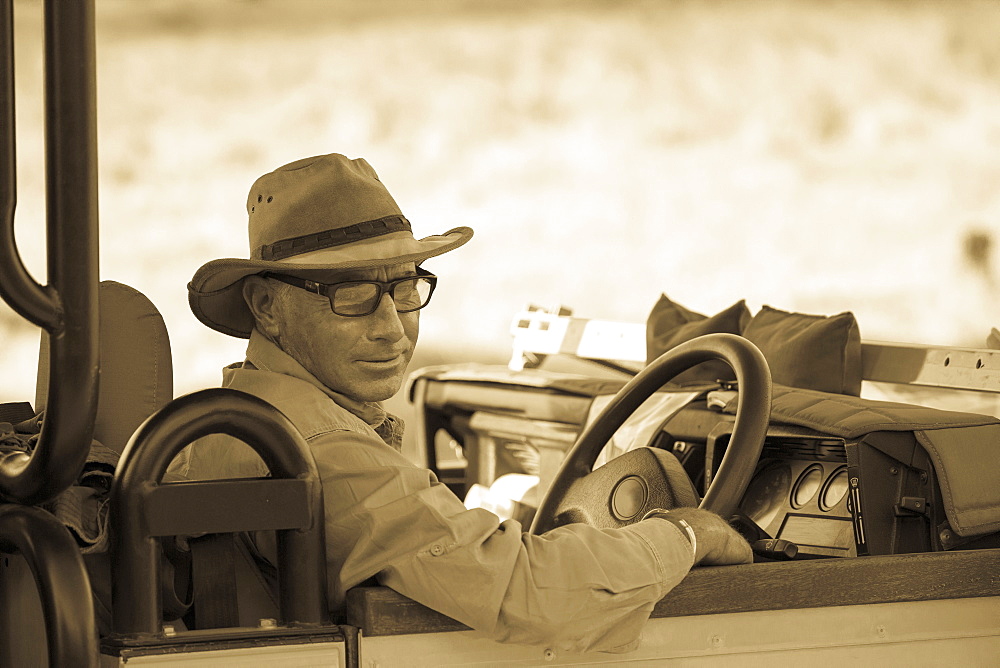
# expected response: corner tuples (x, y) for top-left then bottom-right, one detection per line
(820, 466), (849, 512)
(740, 462), (792, 529)
(791, 464), (824, 509)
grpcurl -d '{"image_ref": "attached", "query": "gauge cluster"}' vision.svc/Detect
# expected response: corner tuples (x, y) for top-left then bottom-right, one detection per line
(730, 434), (855, 558)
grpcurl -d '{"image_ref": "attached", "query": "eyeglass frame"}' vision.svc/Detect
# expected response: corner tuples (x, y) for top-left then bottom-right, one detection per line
(261, 266), (438, 317)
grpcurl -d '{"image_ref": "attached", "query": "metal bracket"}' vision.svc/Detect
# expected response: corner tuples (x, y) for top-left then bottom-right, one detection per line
(894, 496), (928, 517)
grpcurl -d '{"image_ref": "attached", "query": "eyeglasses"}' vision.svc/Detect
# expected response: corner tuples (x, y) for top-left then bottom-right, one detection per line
(264, 267), (438, 317)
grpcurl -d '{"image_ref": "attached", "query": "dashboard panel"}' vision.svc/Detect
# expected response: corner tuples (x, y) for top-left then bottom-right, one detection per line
(713, 430), (856, 558)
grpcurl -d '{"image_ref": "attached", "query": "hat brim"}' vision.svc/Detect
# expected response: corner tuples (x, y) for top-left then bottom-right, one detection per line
(189, 226), (473, 338)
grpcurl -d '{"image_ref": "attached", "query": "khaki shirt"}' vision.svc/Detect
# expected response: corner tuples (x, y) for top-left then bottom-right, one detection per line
(169, 331), (695, 653)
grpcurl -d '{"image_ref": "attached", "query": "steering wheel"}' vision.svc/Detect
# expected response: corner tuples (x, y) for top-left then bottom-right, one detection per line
(529, 333), (771, 535)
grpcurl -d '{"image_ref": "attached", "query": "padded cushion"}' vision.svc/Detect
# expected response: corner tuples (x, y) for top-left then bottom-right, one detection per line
(742, 305), (862, 396)
(36, 281), (173, 455)
(645, 294), (751, 384)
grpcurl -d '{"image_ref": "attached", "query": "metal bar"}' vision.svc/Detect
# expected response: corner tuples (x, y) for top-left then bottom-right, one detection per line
(110, 388), (329, 637)
(0, 0), (60, 330)
(0, 504), (99, 666)
(0, 0), (99, 505)
(143, 478), (312, 537)
(509, 311), (656, 370)
(862, 341), (1000, 394)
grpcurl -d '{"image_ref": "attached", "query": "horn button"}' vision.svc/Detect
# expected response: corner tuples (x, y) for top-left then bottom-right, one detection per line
(611, 475), (648, 521)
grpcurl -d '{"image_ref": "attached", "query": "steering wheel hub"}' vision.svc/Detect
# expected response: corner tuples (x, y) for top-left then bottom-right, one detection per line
(611, 476), (648, 521)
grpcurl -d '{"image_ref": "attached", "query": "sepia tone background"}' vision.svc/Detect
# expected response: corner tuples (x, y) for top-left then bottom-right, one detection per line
(5, 1), (1000, 441)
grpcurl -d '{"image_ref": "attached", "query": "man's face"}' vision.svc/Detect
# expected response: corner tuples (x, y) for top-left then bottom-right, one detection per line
(270, 263), (420, 403)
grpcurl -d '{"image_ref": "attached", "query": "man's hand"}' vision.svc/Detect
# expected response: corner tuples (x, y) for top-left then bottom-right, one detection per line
(656, 507), (753, 566)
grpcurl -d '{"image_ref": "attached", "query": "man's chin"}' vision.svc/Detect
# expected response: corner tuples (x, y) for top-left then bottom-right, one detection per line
(354, 382), (404, 403)
(348, 366), (408, 402)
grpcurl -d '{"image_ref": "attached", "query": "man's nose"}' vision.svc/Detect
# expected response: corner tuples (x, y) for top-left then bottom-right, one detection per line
(368, 293), (405, 341)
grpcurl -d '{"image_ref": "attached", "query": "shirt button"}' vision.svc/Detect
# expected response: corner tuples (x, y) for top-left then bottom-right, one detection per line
(430, 544), (445, 556)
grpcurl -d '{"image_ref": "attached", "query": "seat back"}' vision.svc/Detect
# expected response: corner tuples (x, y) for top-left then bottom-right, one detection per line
(36, 280), (173, 455)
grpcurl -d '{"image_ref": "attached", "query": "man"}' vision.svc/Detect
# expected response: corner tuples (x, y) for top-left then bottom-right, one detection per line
(173, 153), (752, 653)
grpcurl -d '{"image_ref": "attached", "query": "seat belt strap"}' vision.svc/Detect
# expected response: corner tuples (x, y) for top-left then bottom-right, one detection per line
(189, 534), (240, 629)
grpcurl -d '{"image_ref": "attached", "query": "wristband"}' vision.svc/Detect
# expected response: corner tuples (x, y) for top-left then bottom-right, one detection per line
(642, 508), (697, 561)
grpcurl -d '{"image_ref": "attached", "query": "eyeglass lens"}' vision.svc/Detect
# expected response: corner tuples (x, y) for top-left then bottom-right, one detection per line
(331, 277), (432, 316)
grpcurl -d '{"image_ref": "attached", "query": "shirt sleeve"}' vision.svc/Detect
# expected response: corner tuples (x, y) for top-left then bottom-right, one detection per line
(312, 428), (695, 653)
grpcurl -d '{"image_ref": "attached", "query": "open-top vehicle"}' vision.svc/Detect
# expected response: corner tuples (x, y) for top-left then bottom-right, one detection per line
(1, 2), (997, 666)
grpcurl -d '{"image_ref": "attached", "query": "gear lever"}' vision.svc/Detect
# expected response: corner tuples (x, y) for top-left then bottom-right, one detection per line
(729, 511), (799, 561)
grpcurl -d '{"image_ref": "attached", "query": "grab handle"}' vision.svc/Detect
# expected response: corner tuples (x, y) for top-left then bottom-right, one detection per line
(109, 388), (329, 637)
(0, 0), (99, 504)
(0, 504), (99, 666)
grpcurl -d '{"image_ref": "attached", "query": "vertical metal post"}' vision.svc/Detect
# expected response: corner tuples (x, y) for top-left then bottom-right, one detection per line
(0, 0), (99, 504)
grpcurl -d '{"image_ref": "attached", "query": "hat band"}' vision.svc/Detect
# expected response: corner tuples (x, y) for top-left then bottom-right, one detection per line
(256, 214), (412, 261)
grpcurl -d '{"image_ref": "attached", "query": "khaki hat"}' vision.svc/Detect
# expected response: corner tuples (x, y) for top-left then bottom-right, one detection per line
(188, 153), (473, 338)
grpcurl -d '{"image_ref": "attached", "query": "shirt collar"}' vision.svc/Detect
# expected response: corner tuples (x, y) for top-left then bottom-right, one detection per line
(244, 329), (392, 432)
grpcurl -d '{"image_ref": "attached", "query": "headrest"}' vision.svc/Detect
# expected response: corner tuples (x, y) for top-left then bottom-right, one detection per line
(36, 280), (173, 455)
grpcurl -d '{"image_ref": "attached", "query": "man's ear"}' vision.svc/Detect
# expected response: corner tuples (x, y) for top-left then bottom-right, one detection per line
(242, 275), (282, 340)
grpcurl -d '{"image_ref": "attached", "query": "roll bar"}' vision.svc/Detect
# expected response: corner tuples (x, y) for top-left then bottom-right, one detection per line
(109, 388), (329, 637)
(0, 0), (99, 504)
(0, 504), (98, 665)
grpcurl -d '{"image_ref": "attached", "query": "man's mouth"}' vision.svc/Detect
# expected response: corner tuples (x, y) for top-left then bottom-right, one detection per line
(359, 353), (405, 364)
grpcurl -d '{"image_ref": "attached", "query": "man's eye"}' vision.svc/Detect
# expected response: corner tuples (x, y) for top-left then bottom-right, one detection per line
(334, 283), (379, 306)
(393, 282), (421, 307)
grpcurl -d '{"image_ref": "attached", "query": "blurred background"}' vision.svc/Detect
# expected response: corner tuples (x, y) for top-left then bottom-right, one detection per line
(6, 0), (1000, 433)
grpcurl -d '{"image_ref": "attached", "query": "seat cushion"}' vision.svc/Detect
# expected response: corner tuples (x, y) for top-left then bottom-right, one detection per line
(742, 305), (862, 396)
(645, 294), (751, 384)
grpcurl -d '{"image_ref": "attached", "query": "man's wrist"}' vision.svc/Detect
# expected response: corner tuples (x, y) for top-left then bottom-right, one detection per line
(642, 508), (697, 562)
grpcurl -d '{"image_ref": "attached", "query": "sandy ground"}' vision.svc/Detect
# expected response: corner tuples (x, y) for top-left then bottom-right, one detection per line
(5, 1), (1000, 442)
